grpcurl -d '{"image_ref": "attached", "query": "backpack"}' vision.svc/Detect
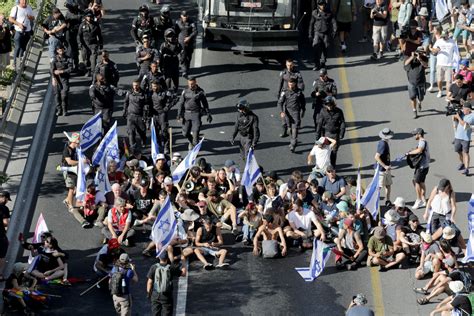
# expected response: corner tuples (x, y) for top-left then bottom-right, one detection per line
(262, 240), (279, 258)
(154, 264), (172, 294)
(110, 269), (126, 295)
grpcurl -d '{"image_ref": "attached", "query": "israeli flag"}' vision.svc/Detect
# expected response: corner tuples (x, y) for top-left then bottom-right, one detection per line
(80, 112), (102, 151)
(172, 138), (204, 184)
(151, 195), (177, 257)
(356, 164), (361, 211)
(435, 0), (448, 21)
(75, 147), (89, 202)
(295, 239), (331, 282)
(462, 195), (474, 263)
(241, 148), (262, 196)
(426, 207), (434, 233)
(361, 164), (381, 220)
(452, 42), (461, 73)
(95, 156), (111, 203)
(92, 121), (120, 166)
(150, 119), (161, 164)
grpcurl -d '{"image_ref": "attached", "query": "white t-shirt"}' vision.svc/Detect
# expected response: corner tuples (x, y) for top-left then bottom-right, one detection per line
(309, 145), (331, 170)
(10, 5), (34, 32)
(288, 208), (316, 231)
(434, 38), (456, 67)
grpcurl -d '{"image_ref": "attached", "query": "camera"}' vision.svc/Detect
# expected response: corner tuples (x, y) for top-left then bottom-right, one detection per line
(446, 102), (463, 116)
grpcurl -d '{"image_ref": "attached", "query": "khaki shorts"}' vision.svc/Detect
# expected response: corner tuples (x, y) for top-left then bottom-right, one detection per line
(436, 65), (452, 84)
(64, 174), (77, 189)
(372, 25), (388, 46)
(378, 170), (393, 187)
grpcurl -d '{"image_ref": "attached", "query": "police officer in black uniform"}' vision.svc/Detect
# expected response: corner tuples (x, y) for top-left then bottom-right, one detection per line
(141, 61), (167, 92)
(78, 9), (103, 76)
(277, 59), (305, 98)
(149, 80), (173, 154)
(316, 96), (346, 166)
(231, 99), (260, 161)
(175, 10), (197, 78)
(311, 68), (337, 131)
(89, 73), (119, 132)
(130, 5), (157, 47)
(308, 0), (336, 71)
(159, 28), (182, 92)
(51, 44), (73, 116)
(123, 80), (148, 150)
(156, 5), (173, 47)
(65, 1), (83, 70)
(135, 35), (159, 81)
(278, 78), (306, 153)
(177, 77), (211, 150)
(93, 49), (120, 86)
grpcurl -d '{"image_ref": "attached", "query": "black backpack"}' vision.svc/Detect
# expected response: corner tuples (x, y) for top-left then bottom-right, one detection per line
(110, 269), (126, 295)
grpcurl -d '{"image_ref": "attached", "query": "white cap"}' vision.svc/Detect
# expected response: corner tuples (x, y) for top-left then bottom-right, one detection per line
(157, 154), (166, 160)
(164, 177), (173, 185)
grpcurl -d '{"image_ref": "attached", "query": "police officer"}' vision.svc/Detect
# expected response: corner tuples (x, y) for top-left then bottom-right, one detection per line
(93, 49), (120, 86)
(135, 35), (159, 81)
(316, 96), (346, 166)
(51, 44), (73, 116)
(231, 99), (260, 161)
(78, 9), (103, 76)
(141, 61), (167, 93)
(278, 78), (306, 153)
(155, 5), (173, 46)
(311, 68), (337, 131)
(149, 81), (173, 154)
(308, 0), (336, 71)
(123, 80), (148, 150)
(175, 10), (197, 78)
(130, 5), (157, 47)
(159, 28), (182, 92)
(277, 59), (304, 98)
(177, 77), (211, 150)
(65, 1), (83, 70)
(89, 74), (117, 132)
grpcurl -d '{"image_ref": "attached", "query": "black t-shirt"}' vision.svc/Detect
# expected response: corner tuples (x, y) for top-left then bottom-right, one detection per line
(404, 59), (426, 85)
(131, 190), (154, 214)
(61, 144), (77, 167)
(449, 83), (470, 104)
(376, 140), (390, 171)
(372, 5), (388, 26)
(451, 294), (472, 316)
(0, 205), (9, 238)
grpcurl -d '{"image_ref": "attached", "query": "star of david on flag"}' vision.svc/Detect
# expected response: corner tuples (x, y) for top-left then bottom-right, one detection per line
(80, 112), (102, 151)
(92, 121), (119, 166)
(295, 239), (331, 282)
(151, 195), (177, 257)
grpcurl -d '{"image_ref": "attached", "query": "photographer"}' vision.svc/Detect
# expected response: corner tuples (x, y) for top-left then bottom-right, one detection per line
(402, 20), (422, 57)
(404, 47), (428, 118)
(346, 293), (374, 316)
(452, 102), (474, 176)
(447, 74), (470, 107)
(369, 0), (388, 60)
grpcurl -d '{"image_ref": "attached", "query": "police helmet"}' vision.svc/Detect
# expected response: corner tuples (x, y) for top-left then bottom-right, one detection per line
(323, 96), (336, 105)
(236, 99), (250, 110)
(164, 28), (175, 37)
(160, 5), (171, 14)
(84, 9), (94, 17)
(139, 4), (149, 12)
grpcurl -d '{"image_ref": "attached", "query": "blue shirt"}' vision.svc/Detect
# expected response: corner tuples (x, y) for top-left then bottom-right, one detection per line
(320, 175), (346, 196)
(110, 266), (135, 295)
(455, 113), (474, 141)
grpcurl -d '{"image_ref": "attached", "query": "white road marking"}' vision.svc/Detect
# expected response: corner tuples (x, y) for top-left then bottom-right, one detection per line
(175, 261), (189, 316)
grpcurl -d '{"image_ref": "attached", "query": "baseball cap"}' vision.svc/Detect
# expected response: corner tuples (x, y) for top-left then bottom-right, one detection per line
(411, 127), (425, 136)
(163, 177), (173, 185)
(315, 137), (327, 145)
(108, 238), (120, 250)
(224, 160), (236, 168)
(463, 101), (473, 110)
(156, 153), (166, 160)
(0, 191), (11, 201)
(70, 132), (80, 144)
(119, 253), (130, 264)
(408, 214), (419, 222)
(181, 10), (188, 16)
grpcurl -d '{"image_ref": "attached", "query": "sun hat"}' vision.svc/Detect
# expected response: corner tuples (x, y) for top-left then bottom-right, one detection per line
(384, 209), (400, 225)
(180, 208), (200, 221)
(442, 226), (456, 240)
(336, 201), (349, 212)
(119, 253), (130, 264)
(394, 197), (405, 208)
(418, 7), (429, 16)
(420, 231), (432, 243)
(379, 128), (394, 140)
(373, 226), (386, 239)
(449, 280), (464, 294)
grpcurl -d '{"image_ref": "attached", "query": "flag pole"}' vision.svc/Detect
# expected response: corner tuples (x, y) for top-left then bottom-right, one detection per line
(259, 173), (270, 194)
(169, 127), (173, 160)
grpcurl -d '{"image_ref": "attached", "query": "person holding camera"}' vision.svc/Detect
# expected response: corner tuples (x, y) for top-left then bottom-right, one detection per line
(404, 47), (428, 118)
(452, 102), (474, 176)
(347, 293), (374, 316)
(369, 0), (388, 60)
(447, 74), (470, 107)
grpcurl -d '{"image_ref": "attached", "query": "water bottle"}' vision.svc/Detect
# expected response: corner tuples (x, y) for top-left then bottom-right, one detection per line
(121, 277), (126, 292)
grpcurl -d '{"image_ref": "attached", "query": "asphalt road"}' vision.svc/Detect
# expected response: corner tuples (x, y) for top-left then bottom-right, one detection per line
(11, 0), (474, 315)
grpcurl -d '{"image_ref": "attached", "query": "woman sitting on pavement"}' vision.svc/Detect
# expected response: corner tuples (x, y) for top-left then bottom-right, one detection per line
(30, 236), (66, 283)
(239, 202), (262, 245)
(415, 232), (442, 280)
(334, 217), (367, 270)
(429, 280), (472, 316)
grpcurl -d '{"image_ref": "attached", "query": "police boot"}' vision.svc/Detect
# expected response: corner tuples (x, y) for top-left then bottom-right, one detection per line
(279, 126), (289, 138)
(62, 105), (68, 117)
(55, 105), (63, 116)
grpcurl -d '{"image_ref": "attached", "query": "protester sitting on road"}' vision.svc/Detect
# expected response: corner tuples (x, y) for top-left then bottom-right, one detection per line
(194, 216), (229, 270)
(285, 199), (326, 249)
(105, 183), (131, 210)
(398, 213), (423, 262)
(30, 236), (66, 282)
(424, 179), (457, 231)
(307, 136), (336, 181)
(334, 218), (367, 270)
(102, 197), (135, 247)
(346, 293), (375, 316)
(456, 60), (472, 87)
(239, 202), (262, 246)
(215, 168), (235, 202)
(383, 209), (404, 252)
(390, 197), (413, 226)
(72, 180), (107, 229)
(206, 189), (238, 234)
(432, 225), (467, 256)
(320, 191), (337, 217)
(257, 182), (283, 215)
(93, 238), (124, 278)
(3, 262), (37, 315)
(429, 280), (472, 316)
(319, 165), (346, 200)
(415, 232), (442, 280)
(107, 160), (127, 185)
(367, 226), (406, 271)
(253, 214), (287, 257)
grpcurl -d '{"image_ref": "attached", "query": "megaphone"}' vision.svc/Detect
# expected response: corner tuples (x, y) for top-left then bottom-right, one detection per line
(143, 166), (154, 179)
(56, 165), (78, 175)
(184, 181), (194, 192)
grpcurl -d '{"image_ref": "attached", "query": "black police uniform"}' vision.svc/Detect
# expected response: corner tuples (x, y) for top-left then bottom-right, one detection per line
(135, 45), (159, 81)
(140, 69), (167, 92)
(51, 52), (73, 116)
(78, 18), (103, 74)
(177, 85), (210, 147)
(156, 13), (173, 46)
(65, 6), (83, 69)
(175, 17), (197, 77)
(123, 89), (148, 150)
(311, 75), (337, 130)
(159, 39), (182, 91)
(93, 58), (120, 86)
(278, 88), (306, 151)
(150, 88), (173, 154)
(278, 67), (305, 97)
(308, 7), (336, 69)
(316, 105), (346, 166)
(231, 110), (260, 161)
(89, 82), (118, 132)
(131, 15), (157, 47)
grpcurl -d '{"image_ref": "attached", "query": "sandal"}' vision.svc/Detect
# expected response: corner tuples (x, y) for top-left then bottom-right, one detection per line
(413, 287), (428, 295)
(417, 297), (430, 305)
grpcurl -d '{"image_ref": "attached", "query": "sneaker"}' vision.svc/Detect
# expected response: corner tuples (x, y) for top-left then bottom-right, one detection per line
(412, 199), (421, 209)
(142, 249), (152, 257)
(462, 168), (469, 176)
(341, 43), (347, 53)
(370, 53), (377, 60)
(379, 265), (388, 272)
(418, 200), (426, 208)
(216, 263), (229, 269)
(123, 239), (130, 247)
(62, 199), (70, 208)
(436, 91), (442, 98)
(358, 37), (368, 43)
(56, 165), (62, 171)
(242, 238), (249, 245)
(417, 100), (422, 111)
(203, 263), (214, 270)
(427, 85), (434, 92)
(378, 51), (383, 59)
(232, 227), (239, 235)
(466, 52), (472, 60)
(458, 163), (465, 171)
(61, 279), (72, 286)
(81, 221), (91, 229)
(94, 221), (104, 228)
(413, 109), (418, 119)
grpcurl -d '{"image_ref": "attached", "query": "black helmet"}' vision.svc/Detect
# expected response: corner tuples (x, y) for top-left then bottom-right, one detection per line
(139, 4), (149, 12)
(323, 96), (336, 105)
(160, 5), (170, 14)
(236, 99), (250, 110)
(164, 28), (175, 37)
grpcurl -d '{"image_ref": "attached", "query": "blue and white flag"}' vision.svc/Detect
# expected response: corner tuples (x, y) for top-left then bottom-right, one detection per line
(462, 195), (474, 263)
(361, 164), (381, 220)
(241, 148), (262, 196)
(356, 164), (361, 211)
(150, 119), (161, 164)
(151, 195), (177, 257)
(453, 42), (461, 73)
(426, 207), (434, 233)
(295, 239), (331, 282)
(95, 156), (111, 203)
(80, 112), (102, 151)
(435, 0), (449, 21)
(172, 138), (204, 184)
(92, 121), (119, 166)
(75, 147), (89, 202)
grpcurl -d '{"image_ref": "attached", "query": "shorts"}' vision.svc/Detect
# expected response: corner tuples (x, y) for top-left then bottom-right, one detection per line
(414, 167), (429, 183)
(407, 82), (426, 101)
(378, 170), (393, 187)
(198, 247), (218, 257)
(372, 25), (388, 46)
(65, 173), (77, 189)
(337, 21), (352, 33)
(0, 237), (8, 258)
(454, 138), (470, 153)
(436, 65), (453, 84)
